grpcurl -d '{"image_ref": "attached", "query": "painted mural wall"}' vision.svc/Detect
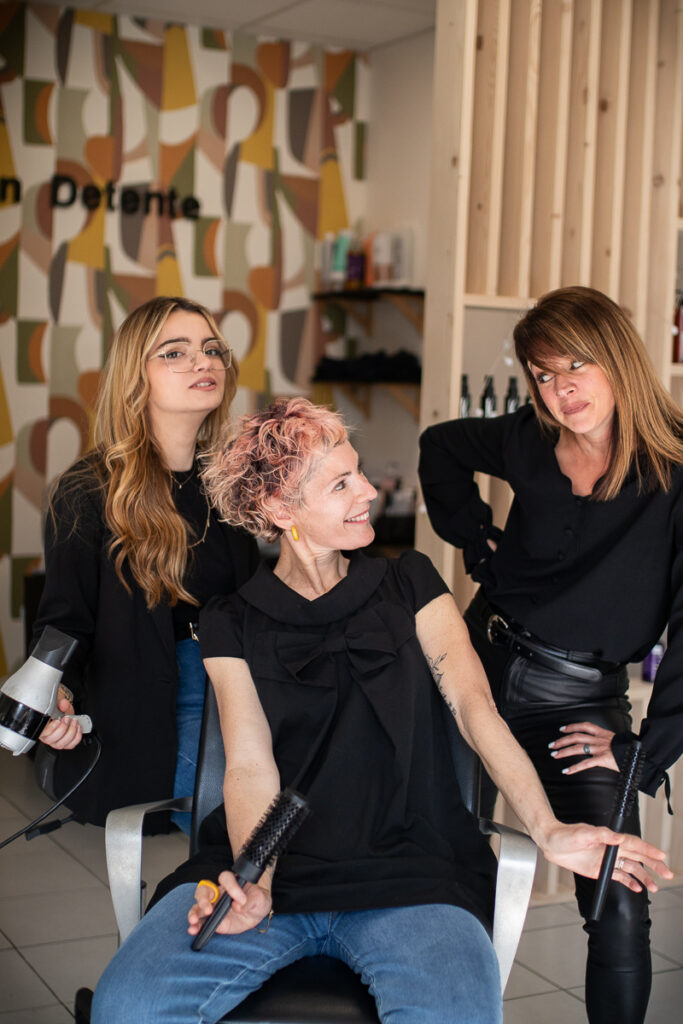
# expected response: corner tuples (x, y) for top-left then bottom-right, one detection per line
(0, 2), (368, 673)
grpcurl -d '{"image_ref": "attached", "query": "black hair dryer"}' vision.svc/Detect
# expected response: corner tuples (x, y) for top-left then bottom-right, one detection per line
(0, 626), (91, 756)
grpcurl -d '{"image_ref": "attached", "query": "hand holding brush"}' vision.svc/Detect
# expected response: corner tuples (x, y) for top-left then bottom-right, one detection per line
(590, 740), (644, 921)
(191, 788), (310, 951)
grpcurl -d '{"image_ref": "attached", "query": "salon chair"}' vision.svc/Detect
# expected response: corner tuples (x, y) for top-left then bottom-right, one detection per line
(75, 685), (537, 1023)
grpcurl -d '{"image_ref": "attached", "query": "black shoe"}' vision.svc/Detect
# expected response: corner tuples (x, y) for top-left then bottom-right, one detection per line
(75, 986), (94, 1023)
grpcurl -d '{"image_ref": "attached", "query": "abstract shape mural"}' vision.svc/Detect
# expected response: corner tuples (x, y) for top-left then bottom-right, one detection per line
(0, 2), (367, 672)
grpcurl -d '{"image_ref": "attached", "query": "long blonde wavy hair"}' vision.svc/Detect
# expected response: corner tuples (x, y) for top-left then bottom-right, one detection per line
(52, 296), (238, 608)
(514, 286), (683, 500)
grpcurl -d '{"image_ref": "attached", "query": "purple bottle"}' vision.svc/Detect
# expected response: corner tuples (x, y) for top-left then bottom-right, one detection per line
(641, 643), (664, 682)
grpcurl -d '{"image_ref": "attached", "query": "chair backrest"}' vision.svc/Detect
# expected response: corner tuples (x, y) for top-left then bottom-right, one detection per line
(189, 680), (482, 855)
(441, 704), (481, 816)
(189, 680), (226, 855)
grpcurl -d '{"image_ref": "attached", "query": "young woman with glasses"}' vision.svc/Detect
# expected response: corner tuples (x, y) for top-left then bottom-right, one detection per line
(33, 297), (260, 833)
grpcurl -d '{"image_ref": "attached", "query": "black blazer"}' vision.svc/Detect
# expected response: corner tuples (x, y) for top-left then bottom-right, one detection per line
(32, 461), (259, 826)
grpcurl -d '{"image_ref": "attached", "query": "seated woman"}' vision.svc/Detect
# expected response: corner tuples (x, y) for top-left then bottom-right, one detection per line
(92, 398), (671, 1024)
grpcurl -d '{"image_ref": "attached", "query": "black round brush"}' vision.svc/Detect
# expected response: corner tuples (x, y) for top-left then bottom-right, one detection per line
(589, 740), (644, 922)
(192, 788), (310, 951)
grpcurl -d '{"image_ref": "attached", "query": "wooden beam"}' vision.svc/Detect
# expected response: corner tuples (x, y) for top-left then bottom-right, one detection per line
(416, 0), (479, 581)
(499, 0), (541, 297)
(516, 0), (542, 297)
(592, 0), (632, 298)
(646, 0), (683, 379)
(562, 0), (602, 285)
(531, 0), (574, 297)
(619, 0), (659, 336)
(467, 0), (503, 295)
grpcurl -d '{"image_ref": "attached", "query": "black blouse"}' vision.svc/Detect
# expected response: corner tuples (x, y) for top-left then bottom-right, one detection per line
(418, 406), (683, 795)
(171, 469), (239, 635)
(196, 549), (497, 929)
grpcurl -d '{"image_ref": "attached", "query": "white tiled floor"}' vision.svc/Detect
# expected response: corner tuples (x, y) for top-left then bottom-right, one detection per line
(0, 753), (681, 1022)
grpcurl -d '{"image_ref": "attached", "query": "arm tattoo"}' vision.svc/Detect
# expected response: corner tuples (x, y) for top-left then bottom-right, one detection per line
(427, 652), (457, 718)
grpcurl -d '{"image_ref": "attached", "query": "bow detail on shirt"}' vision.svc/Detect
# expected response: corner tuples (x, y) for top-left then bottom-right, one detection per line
(274, 604), (415, 685)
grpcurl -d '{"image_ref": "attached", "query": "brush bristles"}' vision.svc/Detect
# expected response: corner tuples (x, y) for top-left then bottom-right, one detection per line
(613, 740), (644, 819)
(240, 789), (310, 871)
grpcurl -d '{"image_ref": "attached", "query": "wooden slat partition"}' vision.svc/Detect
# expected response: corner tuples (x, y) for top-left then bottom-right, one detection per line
(646, 0), (683, 379)
(416, 0), (479, 585)
(591, 0), (631, 298)
(562, 0), (602, 286)
(486, 0), (510, 296)
(421, 0), (683, 579)
(530, 0), (573, 297)
(498, 0), (542, 297)
(517, 0), (543, 298)
(467, 0), (510, 296)
(619, 0), (659, 336)
(419, 0), (683, 897)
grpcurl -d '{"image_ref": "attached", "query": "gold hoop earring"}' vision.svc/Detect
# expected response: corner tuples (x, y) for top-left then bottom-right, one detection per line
(291, 525), (299, 542)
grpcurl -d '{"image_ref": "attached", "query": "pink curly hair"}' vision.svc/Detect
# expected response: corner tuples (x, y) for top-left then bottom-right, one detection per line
(202, 397), (349, 541)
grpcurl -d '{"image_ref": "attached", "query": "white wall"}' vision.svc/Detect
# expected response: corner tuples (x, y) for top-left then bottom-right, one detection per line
(339, 29), (434, 494)
(366, 30), (435, 287)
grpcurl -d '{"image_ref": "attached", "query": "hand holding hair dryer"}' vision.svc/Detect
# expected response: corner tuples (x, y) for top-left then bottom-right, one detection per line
(0, 626), (91, 755)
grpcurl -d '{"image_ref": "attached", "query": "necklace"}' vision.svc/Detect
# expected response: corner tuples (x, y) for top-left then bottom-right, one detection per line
(171, 463), (197, 490)
(188, 487), (212, 549)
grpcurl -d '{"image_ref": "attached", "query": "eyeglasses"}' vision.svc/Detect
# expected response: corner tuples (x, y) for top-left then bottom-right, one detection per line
(149, 342), (233, 373)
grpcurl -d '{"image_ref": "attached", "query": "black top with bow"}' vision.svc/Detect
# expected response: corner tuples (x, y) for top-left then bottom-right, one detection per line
(195, 549), (496, 930)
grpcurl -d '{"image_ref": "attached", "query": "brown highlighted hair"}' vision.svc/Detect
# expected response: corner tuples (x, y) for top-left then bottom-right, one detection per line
(52, 296), (238, 608)
(513, 286), (683, 500)
(202, 397), (348, 542)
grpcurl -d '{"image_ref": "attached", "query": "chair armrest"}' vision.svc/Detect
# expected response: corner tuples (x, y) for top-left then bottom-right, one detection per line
(479, 819), (537, 990)
(105, 797), (192, 944)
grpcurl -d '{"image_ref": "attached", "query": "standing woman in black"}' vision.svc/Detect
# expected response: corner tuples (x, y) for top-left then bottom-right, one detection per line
(418, 286), (683, 1023)
(33, 296), (259, 831)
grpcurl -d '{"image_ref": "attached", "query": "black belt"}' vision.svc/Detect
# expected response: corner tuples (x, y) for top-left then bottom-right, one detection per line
(484, 610), (622, 683)
(175, 622), (199, 642)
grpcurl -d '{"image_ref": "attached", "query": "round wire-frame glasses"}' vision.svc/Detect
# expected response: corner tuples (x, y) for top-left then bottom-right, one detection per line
(150, 342), (232, 373)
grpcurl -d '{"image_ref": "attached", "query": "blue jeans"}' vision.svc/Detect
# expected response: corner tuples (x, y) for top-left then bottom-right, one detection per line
(92, 884), (501, 1024)
(172, 639), (207, 833)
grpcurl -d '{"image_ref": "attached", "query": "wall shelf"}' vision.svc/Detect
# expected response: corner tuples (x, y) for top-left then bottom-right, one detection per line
(313, 287), (425, 334)
(310, 380), (421, 423)
(311, 287), (423, 427)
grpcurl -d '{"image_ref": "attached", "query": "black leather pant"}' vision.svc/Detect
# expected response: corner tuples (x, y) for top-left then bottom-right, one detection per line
(465, 595), (652, 1024)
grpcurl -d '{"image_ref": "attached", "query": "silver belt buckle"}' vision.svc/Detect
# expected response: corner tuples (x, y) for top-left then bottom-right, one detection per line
(486, 613), (508, 645)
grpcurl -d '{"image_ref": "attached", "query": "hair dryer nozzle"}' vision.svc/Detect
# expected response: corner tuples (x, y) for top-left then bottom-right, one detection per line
(30, 626), (78, 670)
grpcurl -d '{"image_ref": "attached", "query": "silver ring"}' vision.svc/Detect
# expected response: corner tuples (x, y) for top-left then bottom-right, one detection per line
(617, 857), (625, 871)
(583, 743), (591, 755)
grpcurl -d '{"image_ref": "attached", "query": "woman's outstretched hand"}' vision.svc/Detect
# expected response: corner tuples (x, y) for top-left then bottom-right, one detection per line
(548, 721), (618, 773)
(539, 822), (672, 893)
(188, 872), (273, 937)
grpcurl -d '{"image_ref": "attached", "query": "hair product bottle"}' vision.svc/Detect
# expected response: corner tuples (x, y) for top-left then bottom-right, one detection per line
(460, 374), (471, 417)
(641, 641), (665, 682)
(480, 376), (497, 418)
(504, 376), (520, 413)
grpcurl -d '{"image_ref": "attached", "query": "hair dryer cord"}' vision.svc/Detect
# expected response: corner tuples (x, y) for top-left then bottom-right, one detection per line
(0, 733), (102, 850)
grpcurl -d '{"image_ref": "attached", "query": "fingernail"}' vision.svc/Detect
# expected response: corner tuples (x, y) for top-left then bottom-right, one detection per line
(561, 768), (570, 774)
(559, 726), (567, 732)
(550, 750), (558, 757)
(547, 741), (555, 748)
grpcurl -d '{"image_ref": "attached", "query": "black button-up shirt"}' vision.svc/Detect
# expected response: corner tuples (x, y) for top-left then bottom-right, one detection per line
(419, 405), (683, 795)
